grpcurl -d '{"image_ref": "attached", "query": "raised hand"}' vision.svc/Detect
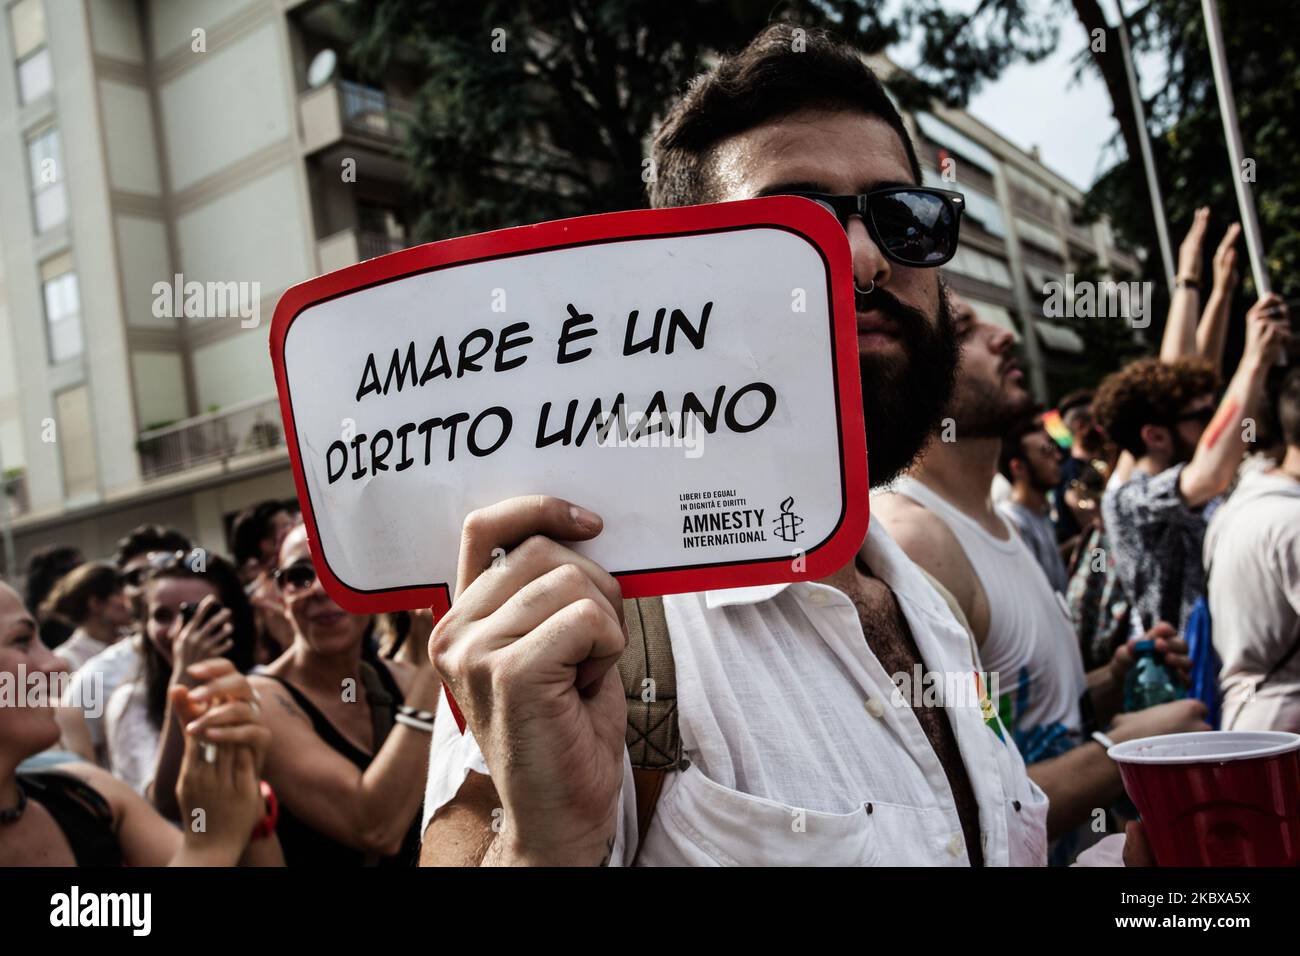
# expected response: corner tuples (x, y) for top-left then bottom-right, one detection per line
(430, 495), (628, 865)
(1176, 206), (1210, 284)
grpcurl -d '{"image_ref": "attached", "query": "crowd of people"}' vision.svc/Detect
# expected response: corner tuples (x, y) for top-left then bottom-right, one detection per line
(2, 24), (1296, 868)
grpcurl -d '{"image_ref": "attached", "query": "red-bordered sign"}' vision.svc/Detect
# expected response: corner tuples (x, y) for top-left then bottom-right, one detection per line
(270, 197), (867, 618)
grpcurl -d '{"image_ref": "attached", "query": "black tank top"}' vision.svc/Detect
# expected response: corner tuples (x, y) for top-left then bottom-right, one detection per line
(264, 663), (421, 867)
(18, 770), (123, 866)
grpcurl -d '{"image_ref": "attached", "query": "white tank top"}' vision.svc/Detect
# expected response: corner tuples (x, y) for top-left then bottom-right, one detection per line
(886, 477), (1087, 761)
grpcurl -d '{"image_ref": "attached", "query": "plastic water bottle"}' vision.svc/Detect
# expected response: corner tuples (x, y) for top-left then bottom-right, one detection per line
(1124, 638), (1184, 711)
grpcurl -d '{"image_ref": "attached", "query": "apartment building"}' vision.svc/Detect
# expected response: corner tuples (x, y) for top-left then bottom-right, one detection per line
(875, 58), (1144, 402)
(0, 0), (1142, 579)
(0, 0), (417, 575)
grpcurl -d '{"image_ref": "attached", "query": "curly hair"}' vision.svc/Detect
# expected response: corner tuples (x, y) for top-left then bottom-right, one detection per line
(1093, 357), (1220, 457)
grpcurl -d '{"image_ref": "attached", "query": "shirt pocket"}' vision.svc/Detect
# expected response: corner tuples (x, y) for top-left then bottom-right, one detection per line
(1007, 781), (1050, 866)
(645, 762), (880, 866)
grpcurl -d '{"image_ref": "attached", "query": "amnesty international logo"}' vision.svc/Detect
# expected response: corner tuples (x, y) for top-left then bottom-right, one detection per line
(772, 495), (804, 543)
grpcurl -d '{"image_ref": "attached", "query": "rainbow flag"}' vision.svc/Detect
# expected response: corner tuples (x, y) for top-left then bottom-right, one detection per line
(1041, 409), (1073, 449)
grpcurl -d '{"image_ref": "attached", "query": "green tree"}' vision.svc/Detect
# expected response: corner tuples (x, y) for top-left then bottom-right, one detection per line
(1085, 0), (1300, 311)
(350, 0), (1058, 241)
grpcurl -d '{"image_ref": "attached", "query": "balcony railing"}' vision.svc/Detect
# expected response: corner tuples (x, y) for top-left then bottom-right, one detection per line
(136, 396), (284, 480)
(338, 79), (413, 141)
(317, 228), (407, 273)
(301, 79), (413, 155)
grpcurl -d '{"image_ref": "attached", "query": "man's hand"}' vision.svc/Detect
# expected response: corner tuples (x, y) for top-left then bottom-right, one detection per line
(1176, 206), (1210, 283)
(1108, 698), (1210, 743)
(1210, 222), (1241, 291)
(430, 495), (628, 866)
(1243, 293), (1291, 367)
(1109, 621), (1192, 685)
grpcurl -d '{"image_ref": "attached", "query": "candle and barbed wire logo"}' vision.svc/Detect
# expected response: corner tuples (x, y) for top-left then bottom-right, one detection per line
(772, 496), (804, 543)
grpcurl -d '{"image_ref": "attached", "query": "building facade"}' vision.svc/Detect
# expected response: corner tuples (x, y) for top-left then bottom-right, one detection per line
(0, 1), (1142, 580)
(0, 0), (415, 576)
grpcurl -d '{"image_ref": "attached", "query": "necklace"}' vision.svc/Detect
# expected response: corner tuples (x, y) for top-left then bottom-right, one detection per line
(0, 783), (27, 824)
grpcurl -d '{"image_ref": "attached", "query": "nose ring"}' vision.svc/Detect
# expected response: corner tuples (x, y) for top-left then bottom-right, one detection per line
(855, 279), (875, 296)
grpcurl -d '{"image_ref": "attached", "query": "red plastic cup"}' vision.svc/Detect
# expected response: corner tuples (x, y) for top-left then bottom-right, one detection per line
(1109, 731), (1300, 866)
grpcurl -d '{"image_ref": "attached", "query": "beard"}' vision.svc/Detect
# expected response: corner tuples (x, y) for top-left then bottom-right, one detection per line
(1029, 463), (1057, 493)
(1077, 425), (1104, 456)
(858, 280), (959, 487)
(951, 348), (1036, 440)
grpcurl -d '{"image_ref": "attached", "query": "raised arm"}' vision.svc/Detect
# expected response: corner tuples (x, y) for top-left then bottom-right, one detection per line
(1160, 207), (1209, 362)
(1195, 223), (1241, 375)
(150, 596), (235, 819)
(251, 665), (441, 858)
(1180, 294), (1291, 506)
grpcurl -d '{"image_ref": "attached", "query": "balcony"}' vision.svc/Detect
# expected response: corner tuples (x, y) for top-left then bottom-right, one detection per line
(316, 228), (407, 273)
(300, 79), (413, 159)
(136, 396), (284, 480)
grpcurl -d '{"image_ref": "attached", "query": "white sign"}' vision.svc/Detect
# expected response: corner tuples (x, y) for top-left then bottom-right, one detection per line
(271, 198), (867, 614)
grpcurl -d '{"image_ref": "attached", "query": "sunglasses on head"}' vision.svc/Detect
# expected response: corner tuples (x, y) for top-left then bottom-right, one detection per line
(781, 187), (965, 267)
(124, 549), (191, 588)
(273, 559), (318, 593)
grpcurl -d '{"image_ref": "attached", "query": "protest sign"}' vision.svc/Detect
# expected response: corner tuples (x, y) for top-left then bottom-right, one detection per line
(270, 196), (867, 615)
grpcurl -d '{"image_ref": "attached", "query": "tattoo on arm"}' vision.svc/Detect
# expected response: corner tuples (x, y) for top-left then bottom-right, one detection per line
(274, 691), (307, 722)
(598, 835), (615, 867)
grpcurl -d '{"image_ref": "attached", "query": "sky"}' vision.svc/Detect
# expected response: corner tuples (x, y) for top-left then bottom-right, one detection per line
(888, 0), (1166, 191)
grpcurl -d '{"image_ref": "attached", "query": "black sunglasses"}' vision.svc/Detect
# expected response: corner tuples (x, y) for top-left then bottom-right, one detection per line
(273, 558), (318, 593)
(781, 187), (965, 267)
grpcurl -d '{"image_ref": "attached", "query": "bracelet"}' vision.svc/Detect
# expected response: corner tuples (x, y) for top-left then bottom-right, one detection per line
(251, 780), (278, 841)
(395, 712), (435, 734)
(1174, 276), (1201, 291)
(397, 704), (436, 723)
(1092, 730), (1117, 752)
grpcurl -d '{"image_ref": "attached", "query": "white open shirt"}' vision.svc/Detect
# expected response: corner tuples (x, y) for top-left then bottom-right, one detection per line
(423, 519), (1049, 865)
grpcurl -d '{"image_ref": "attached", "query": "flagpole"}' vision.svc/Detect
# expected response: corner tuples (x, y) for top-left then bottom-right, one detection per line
(1114, 0), (1175, 290)
(1200, 0), (1271, 296)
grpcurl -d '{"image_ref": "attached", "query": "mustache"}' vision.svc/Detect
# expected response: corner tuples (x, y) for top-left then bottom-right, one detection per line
(855, 285), (931, 328)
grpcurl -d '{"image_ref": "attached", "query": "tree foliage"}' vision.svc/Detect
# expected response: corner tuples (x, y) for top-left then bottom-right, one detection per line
(350, 0), (1059, 241)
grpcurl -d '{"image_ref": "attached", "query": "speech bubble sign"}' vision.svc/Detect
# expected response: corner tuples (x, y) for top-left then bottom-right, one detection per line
(270, 197), (867, 615)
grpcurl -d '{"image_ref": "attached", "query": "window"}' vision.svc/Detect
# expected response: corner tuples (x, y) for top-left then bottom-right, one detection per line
(914, 112), (998, 175)
(41, 252), (82, 362)
(1016, 215), (1064, 257)
(925, 166), (1005, 238)
(27, 124), (65, 232)
(9, 0), (50, 104)
(946, 245), (1013, 289)
(54, 385), (97, 499)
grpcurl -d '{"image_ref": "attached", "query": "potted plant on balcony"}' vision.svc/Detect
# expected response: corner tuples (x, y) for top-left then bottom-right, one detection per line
(246, 418), (281, 452)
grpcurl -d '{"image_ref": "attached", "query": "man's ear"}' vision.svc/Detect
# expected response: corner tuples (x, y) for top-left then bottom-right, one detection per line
(1139, 423), (1169, 455)
(1009, 457), (1029, 483)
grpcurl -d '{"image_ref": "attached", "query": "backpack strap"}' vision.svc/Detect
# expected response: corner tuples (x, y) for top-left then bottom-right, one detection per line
(619, 596), (682, 858)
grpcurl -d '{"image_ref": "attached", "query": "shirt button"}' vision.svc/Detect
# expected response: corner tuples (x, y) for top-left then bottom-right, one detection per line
(863, 697), (885, 718)
(947, 834), (964, 858)
(808, 589), (830, 606)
